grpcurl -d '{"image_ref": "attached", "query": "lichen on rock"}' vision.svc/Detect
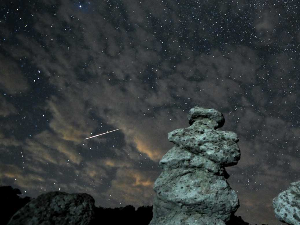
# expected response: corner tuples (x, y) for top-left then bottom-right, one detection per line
(273, 181), (300, 225)
(150, 106), (241, 225)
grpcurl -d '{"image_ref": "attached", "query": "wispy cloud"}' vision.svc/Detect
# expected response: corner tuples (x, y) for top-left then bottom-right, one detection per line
(0, 55), (29, 95)
(0, 164), (45, 189)
(102, 168), (156, 208)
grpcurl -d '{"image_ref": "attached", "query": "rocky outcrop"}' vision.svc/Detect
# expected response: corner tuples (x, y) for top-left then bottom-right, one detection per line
(273, 181), (300, 225)
(150, 106), (241, 225)
(7, 191), (96, 225)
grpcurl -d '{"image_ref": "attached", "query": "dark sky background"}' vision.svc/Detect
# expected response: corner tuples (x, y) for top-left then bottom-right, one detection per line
(0, 0), (299, 224)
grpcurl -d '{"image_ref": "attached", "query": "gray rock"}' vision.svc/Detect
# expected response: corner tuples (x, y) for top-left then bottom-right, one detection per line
(153, 168), (239, 221)
(168, 120), (240, 167)
(273, 181), (300, 225)
(150, 106), (241, 225)
(187, 106), (225, 128)
(150, 210), (226, 225)
(8, 191), (96, 225)
(159, 146), (225, 176)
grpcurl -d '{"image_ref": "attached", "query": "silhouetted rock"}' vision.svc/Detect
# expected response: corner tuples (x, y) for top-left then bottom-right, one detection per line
(0, 186), (31, 225)
(273, 181), (300, 225)
(150, 107), (241, 225)
(7, 191), (95, 225)
(226, 215), (250, 225)
(92, 205), (152, 225)
(0, 186), (265, 225)
(136, 205), (153, 224)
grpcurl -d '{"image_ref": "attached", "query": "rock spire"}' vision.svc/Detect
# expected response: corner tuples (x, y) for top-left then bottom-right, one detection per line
(150, 106), (241, 225)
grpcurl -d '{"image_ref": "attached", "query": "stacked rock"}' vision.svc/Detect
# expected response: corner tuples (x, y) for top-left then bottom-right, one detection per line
(150, 106), (241, 225)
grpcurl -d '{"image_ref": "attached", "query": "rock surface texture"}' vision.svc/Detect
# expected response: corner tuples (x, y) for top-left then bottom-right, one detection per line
(273, 181), (300, 225)
(7, 191), (96, 225)
(150, 106), (241, 225)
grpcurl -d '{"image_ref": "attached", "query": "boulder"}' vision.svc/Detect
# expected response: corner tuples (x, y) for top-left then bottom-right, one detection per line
(8, 191), (96, 225)
(273, 181), (300, 225)
(150, 106), (241, 225)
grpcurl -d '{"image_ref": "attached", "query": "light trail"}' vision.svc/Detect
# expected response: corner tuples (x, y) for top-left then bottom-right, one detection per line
(85, 129), (120, 140)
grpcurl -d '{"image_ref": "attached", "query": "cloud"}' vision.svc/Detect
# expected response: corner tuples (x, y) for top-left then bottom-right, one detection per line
(82, 160), (109, 180)
(0, 54), (29, 95)
(0, 164), (45, 189)
(232, 183), (281, 225)
(0, 130), (22, 148)
(25, 130), (82, 165)
(102, 168), (157, 207)
(26, 164), (46, 174)
(0, 95), (18, 117)
(281, 154), (300, 172)
(46, 96), (97, 143)
(227, 159), (292, 225)
(7, 0), (267, 167)
(25, 136), (59, 165)
(133, 136), (163, 161)
(101, 158), (133, 168)
(255, 10), (278, 32)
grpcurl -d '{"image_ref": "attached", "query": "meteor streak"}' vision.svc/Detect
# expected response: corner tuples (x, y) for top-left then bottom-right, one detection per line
(85, 129), (120, 140)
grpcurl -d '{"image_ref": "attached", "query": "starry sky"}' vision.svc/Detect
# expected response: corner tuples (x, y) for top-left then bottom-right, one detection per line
(0, 0), (299, 224)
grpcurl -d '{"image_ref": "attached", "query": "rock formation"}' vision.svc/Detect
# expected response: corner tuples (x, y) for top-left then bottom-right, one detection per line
(273, 181), (300, 225)
(7, 191), (96, 225)
(150, 106), (241, 225)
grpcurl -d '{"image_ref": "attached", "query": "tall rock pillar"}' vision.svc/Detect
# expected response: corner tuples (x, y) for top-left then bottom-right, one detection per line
(150, 106), (241, 225)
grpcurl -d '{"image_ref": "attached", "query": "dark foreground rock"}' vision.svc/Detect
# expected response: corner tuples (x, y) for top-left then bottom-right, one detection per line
(0, 185), (270, 225)
(0, 186), (31, 225)
(92, 205), (152, 225)
(7, 191), (95, 225)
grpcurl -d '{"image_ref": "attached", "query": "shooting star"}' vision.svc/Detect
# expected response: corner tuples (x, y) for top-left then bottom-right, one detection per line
(85, 129), (120, 140)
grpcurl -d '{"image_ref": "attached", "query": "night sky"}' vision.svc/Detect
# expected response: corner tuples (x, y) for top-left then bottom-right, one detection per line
(0, 0), (299, 224)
